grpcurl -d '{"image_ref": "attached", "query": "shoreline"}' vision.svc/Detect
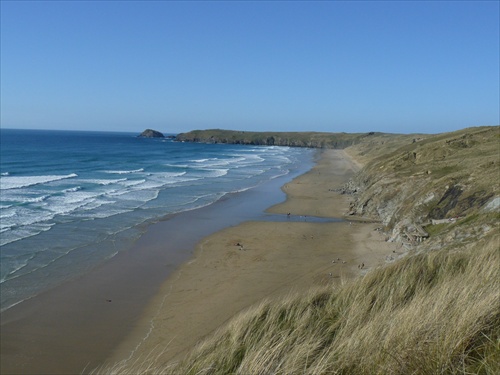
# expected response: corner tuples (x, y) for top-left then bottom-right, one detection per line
(0, 152), (314, 375)
(104, 149), (398, 369)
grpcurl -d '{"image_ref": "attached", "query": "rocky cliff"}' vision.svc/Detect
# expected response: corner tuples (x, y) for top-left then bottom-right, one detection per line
(342, 126), (499, 250)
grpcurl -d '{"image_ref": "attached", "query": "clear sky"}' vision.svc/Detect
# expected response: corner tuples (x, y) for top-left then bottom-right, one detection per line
(1, 1), (498, 134)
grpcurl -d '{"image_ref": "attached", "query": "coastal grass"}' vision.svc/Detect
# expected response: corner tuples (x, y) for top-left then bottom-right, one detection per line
(96, 232), (499, 375)
(94, 126), (499, 374)
(344, 126), (499, 244)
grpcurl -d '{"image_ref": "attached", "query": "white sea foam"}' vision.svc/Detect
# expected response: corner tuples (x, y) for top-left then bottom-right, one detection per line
(104, 168), (144, 174)
(0, 173), (78, 190)
(77, 197), (116, 211)
(118, 172), (191, 191)
(0, 210), (18, 220)
(118, 179), (146, 187)
(81, 178), (127, 185)
(23, 195), (50, 203)
(0, 206), (53, 229)
(77, 207), (131, 219)
(109, 189), (160, 212)
(166, 192), (225, 215)
(130, 180), (167, 191)
(0, 190), (118, 245)
(0, 222), (15, 232)
(109, 188), (159, 203)
(1, 172), (9, 176)
(164, 163), (189, 169)
(63, 186), (81, 193)
(0, 222), (55, 247)
(149, 172), (188, 183)
(233, 154), (265, 163)
(270, 170), (290, 180)
(200, 157), (246, 168)
(69, 197), (130, 219)
(190, 158), (216, 163)
(204, 169), (229, 178)
(45, 191), (105, 216)
(161, 171), (187, 178)
(0, 192), (50, 204)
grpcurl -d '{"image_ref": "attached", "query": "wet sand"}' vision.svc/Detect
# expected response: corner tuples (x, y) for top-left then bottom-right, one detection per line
(0, 156), (313, 375)
(105, 150), (398, 369)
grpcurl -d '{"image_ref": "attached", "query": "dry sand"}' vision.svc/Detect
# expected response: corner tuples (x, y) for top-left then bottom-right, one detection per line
(107, 150), (398, 368)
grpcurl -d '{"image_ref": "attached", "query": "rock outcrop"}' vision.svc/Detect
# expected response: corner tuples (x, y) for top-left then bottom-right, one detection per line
(139, 129), (164, 138)
(343, 126), (499, 248)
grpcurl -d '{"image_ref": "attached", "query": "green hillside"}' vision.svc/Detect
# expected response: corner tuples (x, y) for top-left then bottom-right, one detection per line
(175, 129), (401, 149)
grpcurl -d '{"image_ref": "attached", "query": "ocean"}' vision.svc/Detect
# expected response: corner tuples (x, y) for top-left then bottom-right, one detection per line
(0, 129), (314, 312)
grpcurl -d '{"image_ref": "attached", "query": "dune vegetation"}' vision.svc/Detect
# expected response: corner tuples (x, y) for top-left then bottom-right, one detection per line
(163, 234), (499, 375)
(98, 233), (499, 375)
(98, 126), (499, 375)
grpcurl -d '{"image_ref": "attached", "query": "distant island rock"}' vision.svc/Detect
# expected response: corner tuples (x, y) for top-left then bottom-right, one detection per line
(139, 129), (165, 138)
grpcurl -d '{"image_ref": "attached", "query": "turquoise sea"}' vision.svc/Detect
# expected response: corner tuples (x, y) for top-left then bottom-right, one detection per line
(0, 129), (313, 311)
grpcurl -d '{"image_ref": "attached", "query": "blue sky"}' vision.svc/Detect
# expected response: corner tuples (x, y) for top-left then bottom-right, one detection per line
(1, 1), (498, 134)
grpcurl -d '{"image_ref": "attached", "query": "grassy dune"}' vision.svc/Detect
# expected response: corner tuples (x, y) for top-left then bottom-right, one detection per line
(98, 233), (499, 375)
(98, 126), (499, 374)
(167, 234), (499, 375)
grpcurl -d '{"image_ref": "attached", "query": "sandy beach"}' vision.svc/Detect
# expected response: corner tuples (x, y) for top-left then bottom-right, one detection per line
(0, 150), (312, 375)
(107, 149), (398, 368)
(0, 149), (398, 374)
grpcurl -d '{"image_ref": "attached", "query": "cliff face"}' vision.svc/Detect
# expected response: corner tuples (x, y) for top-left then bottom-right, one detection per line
(175, 129), (379, 149)
(342, 126), (499, 249)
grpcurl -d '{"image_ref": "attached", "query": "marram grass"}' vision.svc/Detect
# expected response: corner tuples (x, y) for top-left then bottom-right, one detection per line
(95, 232), (499, 375)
